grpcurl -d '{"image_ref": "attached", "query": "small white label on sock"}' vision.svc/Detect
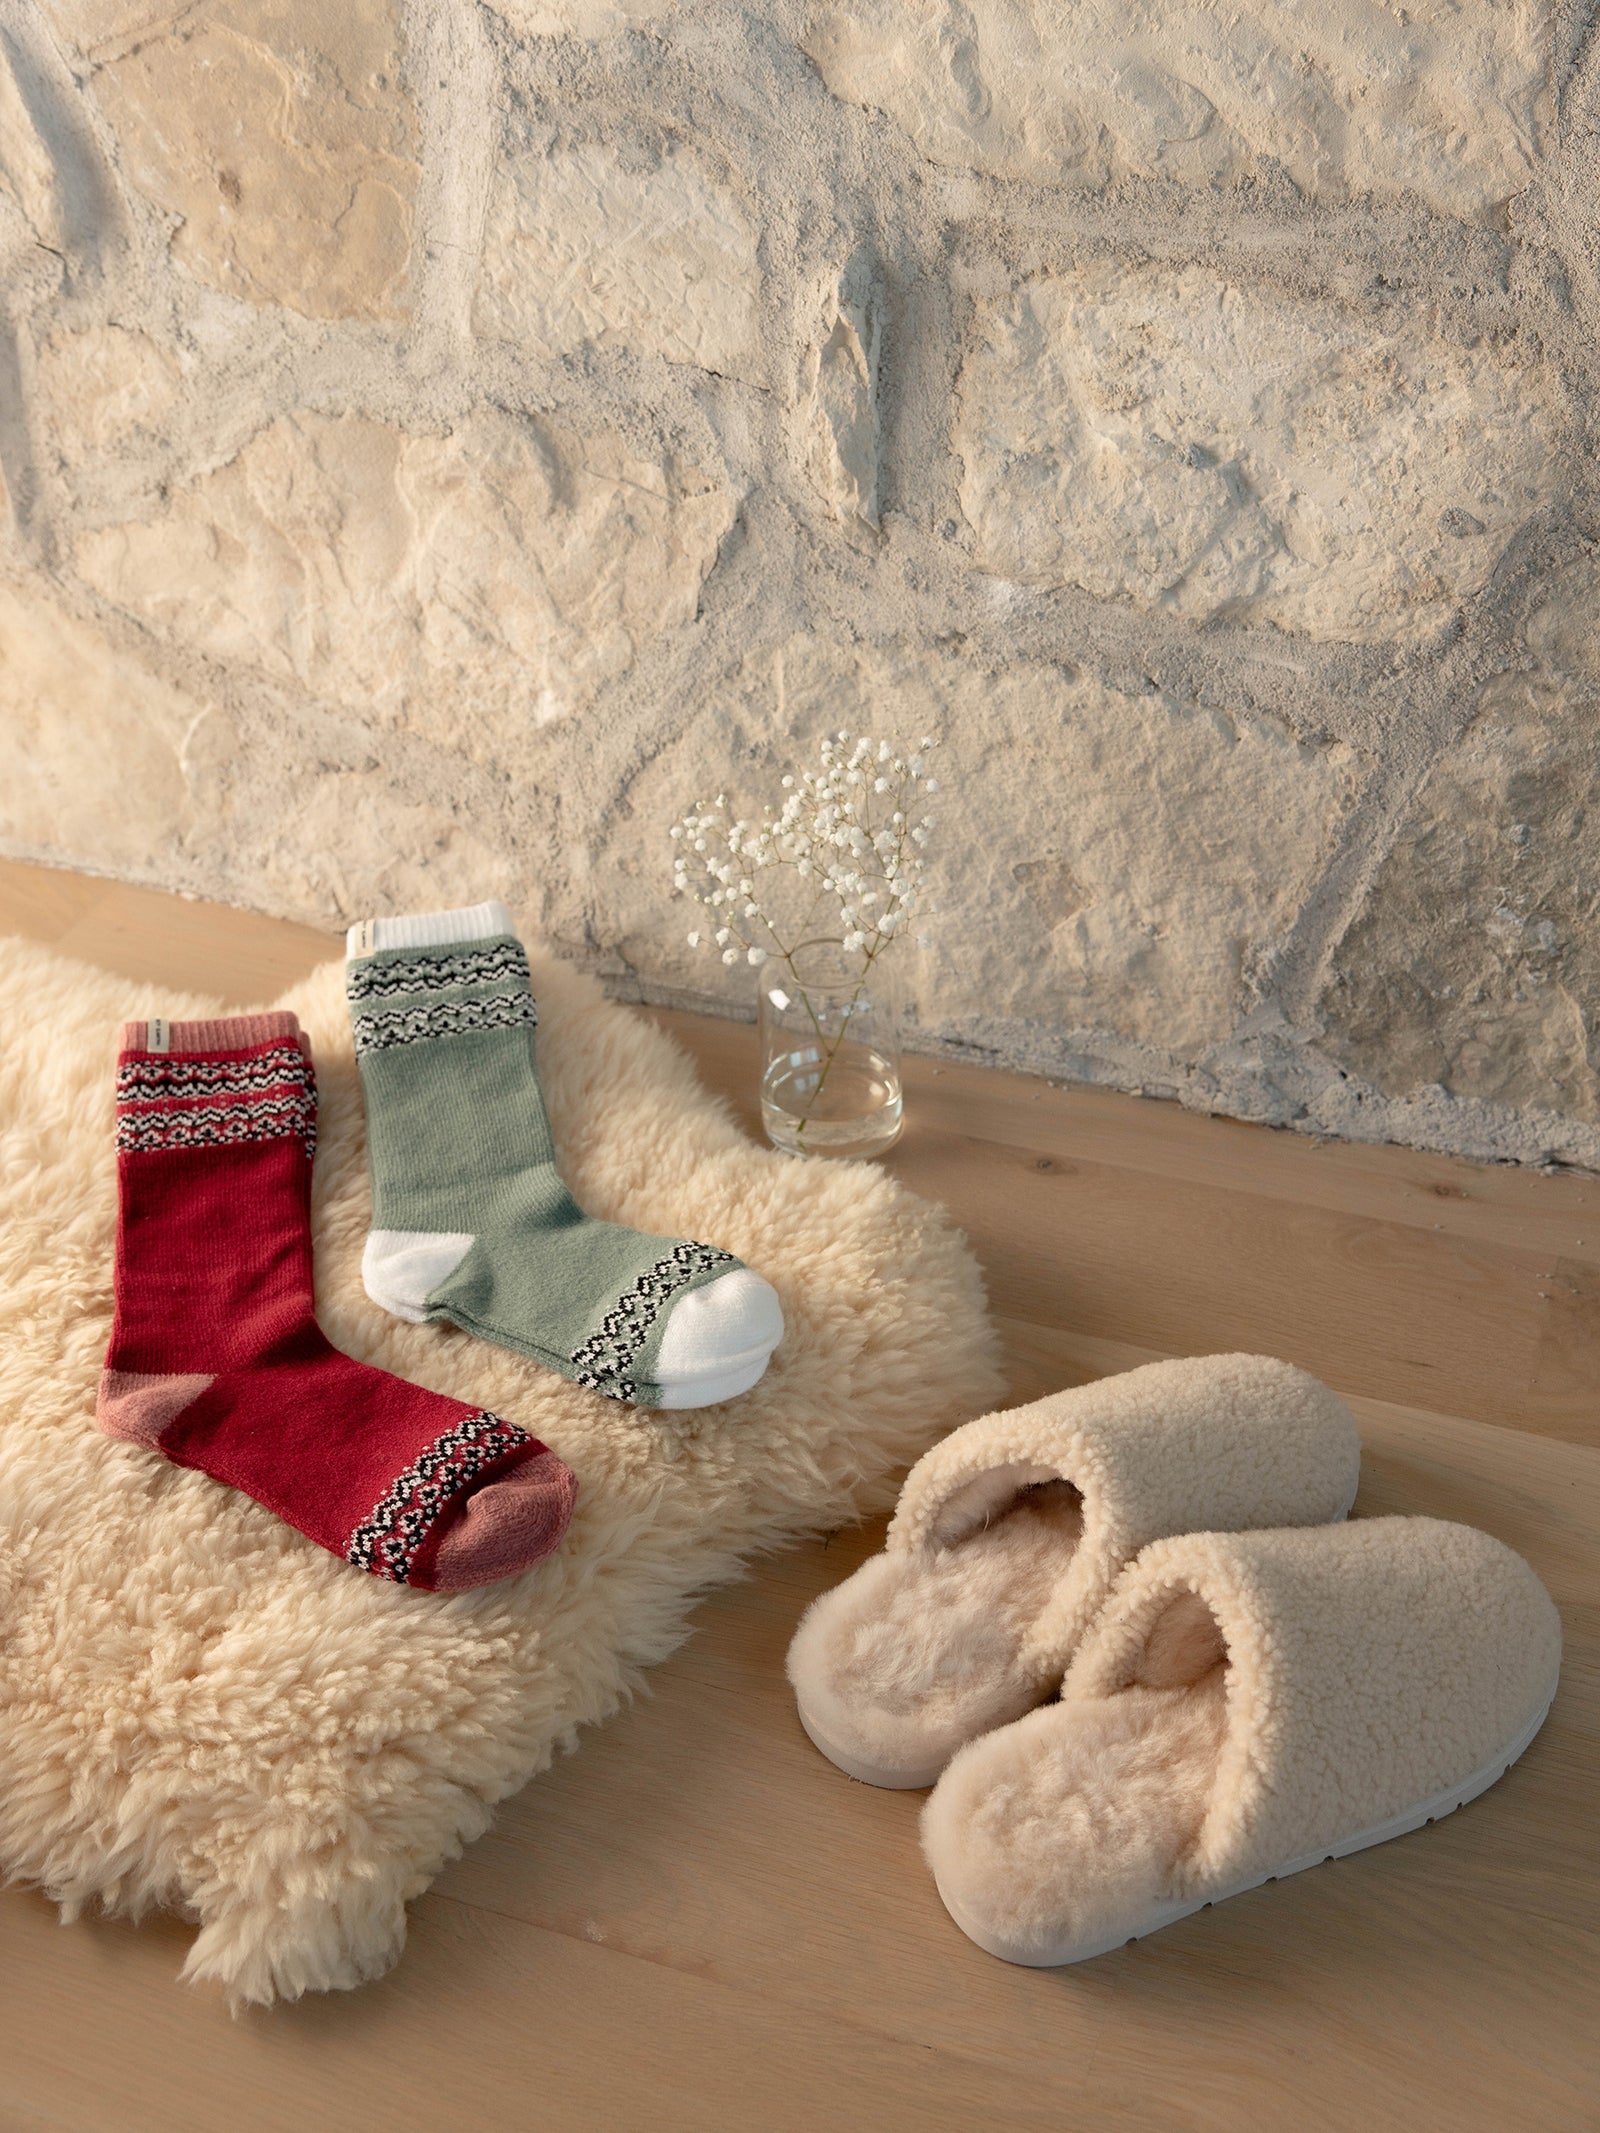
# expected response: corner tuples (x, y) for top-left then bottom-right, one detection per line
(148, 1018), (170, 1052)
(350, 919), (376, 959)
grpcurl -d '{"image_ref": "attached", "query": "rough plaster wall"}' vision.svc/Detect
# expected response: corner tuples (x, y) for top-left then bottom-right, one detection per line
(1, 0), (1598, 1168)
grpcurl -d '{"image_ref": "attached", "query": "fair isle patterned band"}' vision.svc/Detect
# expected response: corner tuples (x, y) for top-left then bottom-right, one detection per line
(116, 1042), (309, 1101)
(346, 938), (531, 1004)
(116, 1044), (317, 1159)
(345, 1409), (533, 1583)
(350, 989), (538, 1057)
(116, 1094), (317, 1157)
(571, 1241), (740, 1402)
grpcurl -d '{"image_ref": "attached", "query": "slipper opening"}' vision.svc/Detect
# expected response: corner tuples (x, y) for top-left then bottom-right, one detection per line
(1127, 1585), (1230, 1693)
(930, 1463), (1084, 1552)
(789, 1472), (1087, 1783)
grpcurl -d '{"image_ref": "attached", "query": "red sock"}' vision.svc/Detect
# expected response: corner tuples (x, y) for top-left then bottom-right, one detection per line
(98, 1011), (576, 1591)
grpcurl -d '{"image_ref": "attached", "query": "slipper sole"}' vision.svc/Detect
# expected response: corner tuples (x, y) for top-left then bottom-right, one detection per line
(795, 1701), (951, 1791)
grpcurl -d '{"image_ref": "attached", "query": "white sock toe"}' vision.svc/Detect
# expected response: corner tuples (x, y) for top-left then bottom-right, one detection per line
(654, 1351), (774, 1410)
(655, 1268), (784, 1386)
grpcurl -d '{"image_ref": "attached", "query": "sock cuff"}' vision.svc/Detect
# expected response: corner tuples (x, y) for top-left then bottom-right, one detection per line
(346, 903), (516, 958)
(119, 1012), (303, 1056)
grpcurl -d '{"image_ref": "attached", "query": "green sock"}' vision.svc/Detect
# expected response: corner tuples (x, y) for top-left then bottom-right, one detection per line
(345, 902), (783, 1410)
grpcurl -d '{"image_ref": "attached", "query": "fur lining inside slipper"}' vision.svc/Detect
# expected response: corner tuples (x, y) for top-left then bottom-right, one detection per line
(788, 1481), (1083, 1783)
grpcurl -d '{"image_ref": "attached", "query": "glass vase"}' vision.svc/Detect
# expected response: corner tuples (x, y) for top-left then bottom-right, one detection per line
(758, 938), (903, 1159)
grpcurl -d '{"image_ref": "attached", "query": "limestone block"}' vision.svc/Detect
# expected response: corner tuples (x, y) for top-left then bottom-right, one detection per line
(1528, 552), (1600, 680)
(72, 408), (735, 742)
(0, 40), (65, 251)
(0, 578), (521, 922)
(797, 257), (882, 530)
(176, 706), (520, 927)
(0, 581), (198, 867)
(1324, 677), (1600, 1118)
(804, 0), (1551, 223)
(955, 264), (1555, 645)
(245, 774), (517, 926)
(35, 3), (175, 54)
(40, 326), (181, 461)
(475, 135), (759, 377)
(615, 635), (1358, 1051)
(483, 0), (674, 31)
(55, 0), (419, 319)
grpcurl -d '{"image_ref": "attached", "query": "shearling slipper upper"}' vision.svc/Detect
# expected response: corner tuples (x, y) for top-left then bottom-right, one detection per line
(922, 1516), (1562, 1967)
(785, 1354), (1360, 1787)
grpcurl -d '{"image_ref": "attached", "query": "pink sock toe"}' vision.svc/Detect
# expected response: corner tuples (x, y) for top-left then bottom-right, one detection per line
(423, 1449), (578, 1591)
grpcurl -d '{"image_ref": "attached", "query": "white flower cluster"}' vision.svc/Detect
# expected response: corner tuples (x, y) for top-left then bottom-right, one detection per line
(670, 732), (939, 971)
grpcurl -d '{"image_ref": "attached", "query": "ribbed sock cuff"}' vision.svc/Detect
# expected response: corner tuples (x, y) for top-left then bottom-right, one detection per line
(120, 1012), (303, 1056)
(345, 902), (517, 958)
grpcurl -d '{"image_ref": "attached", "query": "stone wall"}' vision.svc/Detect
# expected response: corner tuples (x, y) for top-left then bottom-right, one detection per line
(2, 0), (1598, 1167)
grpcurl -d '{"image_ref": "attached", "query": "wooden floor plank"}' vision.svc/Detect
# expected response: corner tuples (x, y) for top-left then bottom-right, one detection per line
(894, 1048), (1600, 1262)
(0, 856), (338, 1002)
(1, 860), (1596, 2133)
(0, 1885), (1079, 2133)
(55, 888), (337, 1003)
(657, 1005), (1600, 1271)
(0, 854), (113, 944)
(659, 1008), (1600, 1439)
(896, 1124), (1562, 1433)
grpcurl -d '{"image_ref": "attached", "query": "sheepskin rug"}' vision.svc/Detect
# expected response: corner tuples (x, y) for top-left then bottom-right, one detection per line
(0, 934), (1001, 2005)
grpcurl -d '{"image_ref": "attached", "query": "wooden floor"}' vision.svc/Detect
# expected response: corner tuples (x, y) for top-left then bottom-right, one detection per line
(1, 856), (1596, 2133)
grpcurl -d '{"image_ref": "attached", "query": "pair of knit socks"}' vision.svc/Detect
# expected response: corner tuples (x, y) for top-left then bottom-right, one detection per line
(97, 904), (784, 1593)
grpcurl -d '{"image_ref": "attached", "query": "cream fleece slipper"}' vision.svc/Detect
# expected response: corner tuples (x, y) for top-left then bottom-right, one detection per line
(922, 1516), (1561, 1967)
(786, 1355), (1361, 1788)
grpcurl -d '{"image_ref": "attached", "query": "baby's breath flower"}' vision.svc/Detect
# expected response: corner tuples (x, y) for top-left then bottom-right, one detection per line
(669, 730), (940, 982)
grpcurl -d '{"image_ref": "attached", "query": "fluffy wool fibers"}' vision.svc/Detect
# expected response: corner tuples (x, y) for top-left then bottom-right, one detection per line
(0, 936), (1001, 2005)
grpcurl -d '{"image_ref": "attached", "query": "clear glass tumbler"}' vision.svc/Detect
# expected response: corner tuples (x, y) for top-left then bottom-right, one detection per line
(758, 938), (903, 1159)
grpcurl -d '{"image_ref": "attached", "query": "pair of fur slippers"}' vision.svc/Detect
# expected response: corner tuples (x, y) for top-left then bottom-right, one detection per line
(786, 1354), (1561, 1967)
